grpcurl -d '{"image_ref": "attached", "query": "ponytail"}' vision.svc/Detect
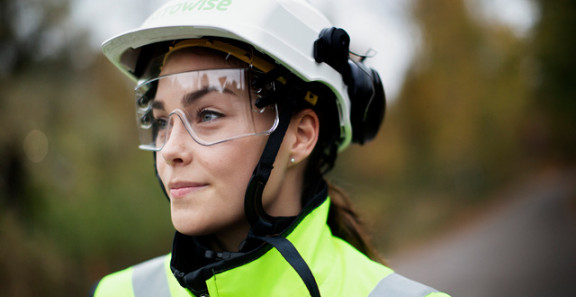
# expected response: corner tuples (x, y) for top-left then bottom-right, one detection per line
(326, 182), (385, 264)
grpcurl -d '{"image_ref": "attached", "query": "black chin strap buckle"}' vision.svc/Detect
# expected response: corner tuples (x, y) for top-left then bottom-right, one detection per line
(244, 173), (275, 234)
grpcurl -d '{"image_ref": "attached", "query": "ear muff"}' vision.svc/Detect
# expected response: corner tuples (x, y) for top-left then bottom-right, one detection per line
(313, 27), (386, 144)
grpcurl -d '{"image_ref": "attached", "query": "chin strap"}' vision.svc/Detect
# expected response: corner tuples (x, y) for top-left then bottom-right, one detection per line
(249, 233), (321, 297)
(243, 81), (321, 297)
(244, 97), (293, 234)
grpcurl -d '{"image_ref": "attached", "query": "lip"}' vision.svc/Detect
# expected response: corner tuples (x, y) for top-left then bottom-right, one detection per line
(168, 181), (208, 199)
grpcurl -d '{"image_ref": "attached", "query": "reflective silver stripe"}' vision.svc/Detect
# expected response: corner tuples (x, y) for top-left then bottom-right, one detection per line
(368, 273), (438, 297)
(132, 255), (171, 297)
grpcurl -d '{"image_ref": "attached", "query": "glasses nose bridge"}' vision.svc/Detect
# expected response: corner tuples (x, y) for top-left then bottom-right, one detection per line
(162, 110), (193, 149)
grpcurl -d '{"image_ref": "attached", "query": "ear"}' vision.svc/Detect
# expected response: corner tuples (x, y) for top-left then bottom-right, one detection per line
(288, 109), (319, 165)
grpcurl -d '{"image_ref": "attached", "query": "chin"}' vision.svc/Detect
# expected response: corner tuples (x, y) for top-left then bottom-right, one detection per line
(171, 212), (204, 235)
(173, 221), (211, 236)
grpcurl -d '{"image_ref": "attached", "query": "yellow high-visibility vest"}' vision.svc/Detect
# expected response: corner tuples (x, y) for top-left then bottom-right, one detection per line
(92, 198), (450, 297)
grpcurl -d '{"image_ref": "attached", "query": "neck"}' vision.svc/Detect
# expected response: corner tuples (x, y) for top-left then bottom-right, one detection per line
(210, 220), (251, 252)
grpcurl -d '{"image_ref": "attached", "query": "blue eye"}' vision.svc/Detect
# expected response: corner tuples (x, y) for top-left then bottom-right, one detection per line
(198, 109), (224, 122)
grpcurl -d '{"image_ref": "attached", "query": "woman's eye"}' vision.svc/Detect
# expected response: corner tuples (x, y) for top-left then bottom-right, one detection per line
(198, 109), (224, 122)
(154, 118), (168, 129)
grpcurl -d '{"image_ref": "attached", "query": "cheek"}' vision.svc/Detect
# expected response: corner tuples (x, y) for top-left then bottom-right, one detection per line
(211, 141), (262, 185)
(155, 138), (266, 199)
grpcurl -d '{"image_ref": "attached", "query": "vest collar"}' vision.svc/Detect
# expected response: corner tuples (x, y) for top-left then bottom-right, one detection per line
(170, 181), (329, 296)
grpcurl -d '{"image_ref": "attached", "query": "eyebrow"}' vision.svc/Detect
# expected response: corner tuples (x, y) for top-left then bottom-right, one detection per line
(151, 87), (236, 111)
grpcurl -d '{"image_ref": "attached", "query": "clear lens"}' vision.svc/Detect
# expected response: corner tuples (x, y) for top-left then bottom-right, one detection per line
(135, 68), (278, 151)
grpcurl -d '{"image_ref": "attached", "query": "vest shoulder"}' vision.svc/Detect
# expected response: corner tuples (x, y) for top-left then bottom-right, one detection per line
(92, 265), (135, 297)
(329, 235), (393, 276)
(327, 239), (450, 296)
(319, 236), (393, 296)
(92, 255), (171, 297)
(367, 272), (451, 297)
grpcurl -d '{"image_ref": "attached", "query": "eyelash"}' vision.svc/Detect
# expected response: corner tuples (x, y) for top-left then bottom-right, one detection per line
(150, 107), (224, 130)
(197, 108), (224, 123)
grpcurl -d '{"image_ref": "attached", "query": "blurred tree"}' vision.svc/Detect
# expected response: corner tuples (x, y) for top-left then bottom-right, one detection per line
(0, 1), (172, 296)
(334, 0), (533, 250)
(390, 0), (531, 197)
(0, 0), (71, 75)
(528, 0), (576, 163)
(0, 1), (87, 295)
(0, 0), (79, 217)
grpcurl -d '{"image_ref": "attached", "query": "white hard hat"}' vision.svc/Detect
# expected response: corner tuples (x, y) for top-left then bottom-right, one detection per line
(102, 0), (386, 150)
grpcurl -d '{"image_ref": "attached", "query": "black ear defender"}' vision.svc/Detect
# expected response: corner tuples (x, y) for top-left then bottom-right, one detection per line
(313, 27), (386, 144)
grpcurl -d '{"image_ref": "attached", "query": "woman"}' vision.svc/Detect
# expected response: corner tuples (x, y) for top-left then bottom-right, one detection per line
(92, 0), (450, 296)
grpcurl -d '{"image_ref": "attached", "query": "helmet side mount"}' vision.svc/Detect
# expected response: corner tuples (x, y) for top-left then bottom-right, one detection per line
(313, 27), (386, 144)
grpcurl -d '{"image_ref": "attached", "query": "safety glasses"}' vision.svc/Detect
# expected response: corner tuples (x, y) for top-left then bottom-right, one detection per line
(135, 68), (279, 151)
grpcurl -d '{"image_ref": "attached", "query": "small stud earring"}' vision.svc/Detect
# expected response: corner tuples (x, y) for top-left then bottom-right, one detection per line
(290, 157), (296, 164)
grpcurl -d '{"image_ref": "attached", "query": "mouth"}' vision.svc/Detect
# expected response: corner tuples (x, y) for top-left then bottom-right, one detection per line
(168, 182), (208, 199)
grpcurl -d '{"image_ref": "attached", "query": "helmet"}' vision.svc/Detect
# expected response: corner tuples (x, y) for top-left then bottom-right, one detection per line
(101, 0), (385, 150)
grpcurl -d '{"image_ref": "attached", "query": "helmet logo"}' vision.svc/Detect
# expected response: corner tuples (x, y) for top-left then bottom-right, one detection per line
(150, 0), (232, 19)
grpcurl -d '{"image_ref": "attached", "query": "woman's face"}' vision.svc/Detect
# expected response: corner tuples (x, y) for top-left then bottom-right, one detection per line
(154, 49), (303, 249)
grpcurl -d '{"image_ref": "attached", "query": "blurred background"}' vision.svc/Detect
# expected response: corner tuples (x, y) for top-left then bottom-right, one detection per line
(1, 0), (574, 296)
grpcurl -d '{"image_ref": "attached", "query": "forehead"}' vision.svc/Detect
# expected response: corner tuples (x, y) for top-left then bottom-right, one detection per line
(160, 48), (246, 76)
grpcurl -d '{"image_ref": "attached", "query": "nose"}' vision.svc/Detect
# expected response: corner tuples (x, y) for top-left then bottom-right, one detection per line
(160, 114), (194, 166)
